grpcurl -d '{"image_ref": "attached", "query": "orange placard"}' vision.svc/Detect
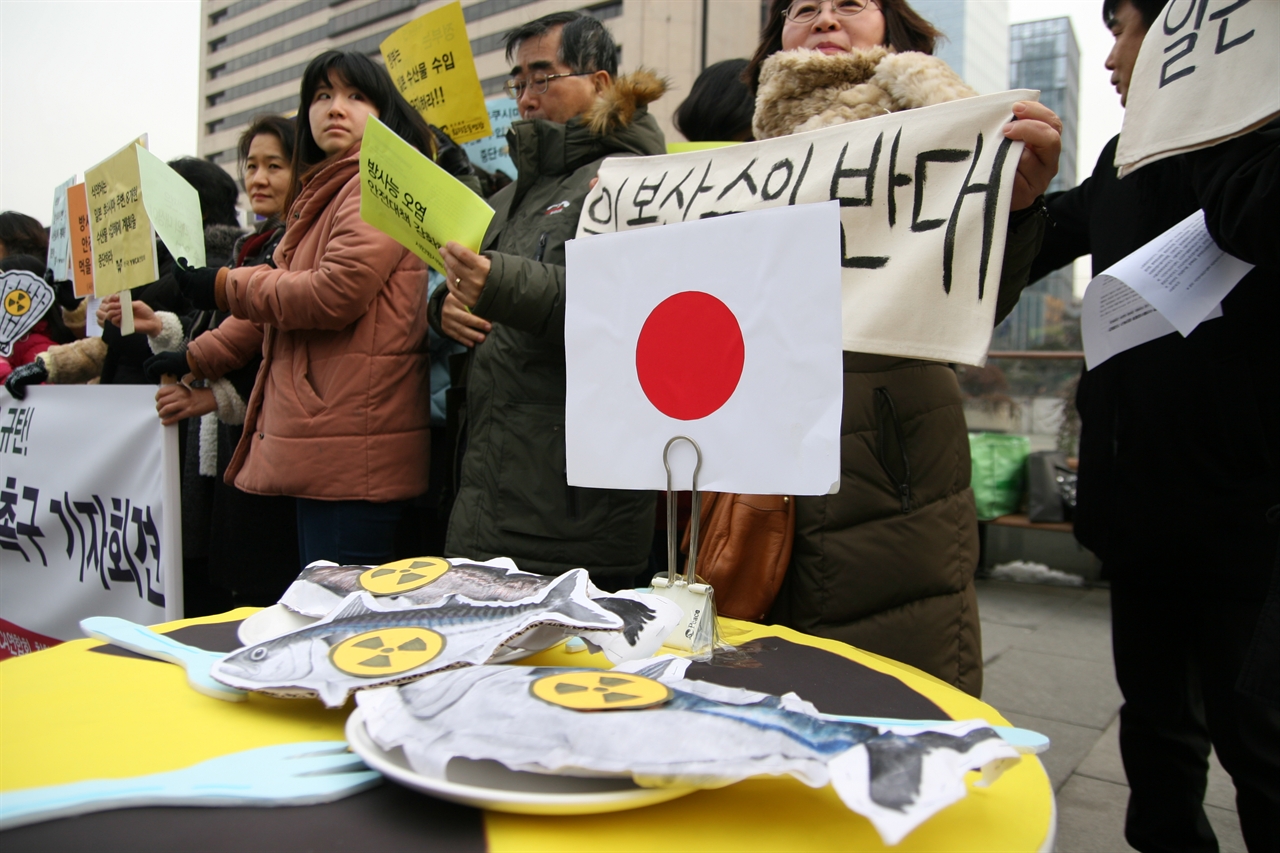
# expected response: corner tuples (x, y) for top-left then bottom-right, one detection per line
(66, 183), (94, 297)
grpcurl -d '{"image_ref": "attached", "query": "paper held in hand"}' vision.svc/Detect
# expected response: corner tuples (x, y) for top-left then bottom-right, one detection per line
(379, 0), (491, 144)
(83, 135), (157, 300)
(1115, 0), (1279, 177)
(136, 145), (206, 269)
(1081, 209), (1254, 370)
(359, 116), (494, 274)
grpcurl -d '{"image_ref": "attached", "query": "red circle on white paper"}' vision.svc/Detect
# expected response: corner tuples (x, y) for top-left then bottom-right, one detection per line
(634, 291), (745, 421)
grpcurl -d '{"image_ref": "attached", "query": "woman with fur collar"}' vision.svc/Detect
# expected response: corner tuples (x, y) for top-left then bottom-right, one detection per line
(749, 0), (1062, 696)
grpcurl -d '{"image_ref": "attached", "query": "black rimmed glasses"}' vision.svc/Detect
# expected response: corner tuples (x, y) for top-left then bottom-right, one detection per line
(783, 0), (876, 24)
(504, 71), (594, 100)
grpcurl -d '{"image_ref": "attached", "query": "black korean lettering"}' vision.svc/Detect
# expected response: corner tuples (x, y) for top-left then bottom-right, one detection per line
(887, 128), (913, 228)
(943, 132), (1013, 298)
(716, 158), (759, 201)
(830, 133), (883, 207)
(913, 148), (972, 232)
(50, 493), (79, 560)
(0, 477), (24, 560)
(660, 167), (697, 212)
(627, 172), (667, 226)
(839, 222), (889, 269)
(73, 496), (107, 589)
(681, 162), (717, 222)
(106, 497), (141, 596)
(760, 158), (794, 201)
(788, 144), (815, 205)
(1160, 33), (1198, 86)
(587, 187), (614, 226)
(1210, 0), (1254, 54)
(18, 486), (45, 566)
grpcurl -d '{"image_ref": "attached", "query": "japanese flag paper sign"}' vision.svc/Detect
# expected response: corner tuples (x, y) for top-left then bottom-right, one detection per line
(380, 1), (491, 144)
(65, 183), (95, 297)
(565, 202), (844, 496)
(1116, 0), (1279, 177)
(83, 135), (157, 297)
(578, 91), (1033, 367)
(359, 116), (494, 275)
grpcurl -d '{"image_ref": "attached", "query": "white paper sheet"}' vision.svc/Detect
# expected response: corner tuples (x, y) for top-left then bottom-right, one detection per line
(564, 202), (844, 495)
(1081, 210), (1250, 370)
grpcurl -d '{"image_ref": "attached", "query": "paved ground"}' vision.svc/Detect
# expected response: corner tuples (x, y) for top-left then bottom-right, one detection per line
(975, 579), (1246, 852)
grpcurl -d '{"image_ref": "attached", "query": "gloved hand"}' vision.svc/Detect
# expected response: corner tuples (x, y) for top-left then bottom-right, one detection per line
(173, 258), (221, 310)
(53, 280), (82, 311)
(143, 350), (191, 384)
(5, 360), (49, 400)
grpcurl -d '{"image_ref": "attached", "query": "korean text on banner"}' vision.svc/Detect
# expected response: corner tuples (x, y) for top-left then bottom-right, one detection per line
(565, 203), (844, 496)
(0, 385), (182, 656)
(1116, 0), (1279, 177)
(578, 91), (1032, 367)
(46, 176), (77, 282)
(360, 116), (494, 274)
(380, 1), (491, 144)
(83, 136), (157, 297)
(136, 145), (206, 268)
(462, 96), (520, 178)
(66, 184), (95, 297)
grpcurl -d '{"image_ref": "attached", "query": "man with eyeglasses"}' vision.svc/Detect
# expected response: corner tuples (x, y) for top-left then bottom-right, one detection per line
(427, 11), (667, 590)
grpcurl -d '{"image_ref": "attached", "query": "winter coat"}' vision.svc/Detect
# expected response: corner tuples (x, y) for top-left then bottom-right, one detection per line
(428, 71), (667, 587)
(754, 48), (1047, 697)
(1031, 125), (1280, 598)
(188, 143), (431, 502)
(0, 320), (58, 383)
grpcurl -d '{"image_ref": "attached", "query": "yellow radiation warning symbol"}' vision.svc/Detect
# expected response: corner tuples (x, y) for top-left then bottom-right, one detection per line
(4, 289), (32, 317)
(358, 557), (450, 595)
(530, 671), (673, 711)
(329, 627), (445, 677)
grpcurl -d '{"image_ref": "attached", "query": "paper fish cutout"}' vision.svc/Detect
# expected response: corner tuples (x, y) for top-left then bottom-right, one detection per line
(278, 558), (682, 665)
(0, 271), (55, 357)
(357, 657), (1022, 846)
(214, 569), (635, 707)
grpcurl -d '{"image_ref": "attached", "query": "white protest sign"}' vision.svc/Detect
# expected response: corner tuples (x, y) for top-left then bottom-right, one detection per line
(565, 203), (844, 495)
(1081, 209), (1250, 369)
(136, 145), (206, 268)
(0, 386), (182, 656)
(578, 91), (1031, 367)
(462, 96), (520, 179)
(46, 176), (77, 282)
(1116, 0), (1280, 177)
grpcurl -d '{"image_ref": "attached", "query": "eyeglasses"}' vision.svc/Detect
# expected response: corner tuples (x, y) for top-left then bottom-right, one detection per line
(504, 71), (594, 99)
(782, 0), (876, 24)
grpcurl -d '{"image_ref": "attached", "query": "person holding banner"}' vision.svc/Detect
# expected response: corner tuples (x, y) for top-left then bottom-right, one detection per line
(430, 11), (667, 589)
(1029, 1), (1280, 848)
(173, 51), (470, 569)
(745, 0), (1063, 697)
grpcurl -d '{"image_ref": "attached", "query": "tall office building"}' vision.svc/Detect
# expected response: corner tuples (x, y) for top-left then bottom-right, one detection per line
(197, 0), (761, 169)
(911, 0), (1009, 95)
(992, 16), (1080, 351)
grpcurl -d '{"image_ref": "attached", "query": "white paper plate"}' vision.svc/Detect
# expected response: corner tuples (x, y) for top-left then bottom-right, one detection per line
(237, 603), (317, 646)
(345, 708), (696, 815)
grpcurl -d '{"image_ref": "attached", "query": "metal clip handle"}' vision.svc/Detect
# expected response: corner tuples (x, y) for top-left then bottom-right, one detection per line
(663, 436), (703, 586)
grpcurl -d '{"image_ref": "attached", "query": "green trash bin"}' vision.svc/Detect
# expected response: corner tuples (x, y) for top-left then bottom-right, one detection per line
(968, 433), (1030, 520)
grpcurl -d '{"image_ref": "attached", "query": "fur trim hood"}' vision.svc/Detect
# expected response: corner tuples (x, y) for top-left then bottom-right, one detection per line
(584, 68), (668, 136)
(753, 47), (976, 140)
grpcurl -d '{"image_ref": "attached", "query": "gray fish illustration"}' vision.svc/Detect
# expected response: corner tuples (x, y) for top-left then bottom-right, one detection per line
(213, 570), (623, 707)
(288, 561), (554, 615)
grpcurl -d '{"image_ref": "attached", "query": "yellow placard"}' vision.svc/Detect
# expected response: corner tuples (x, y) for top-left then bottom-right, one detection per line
(359, 115), (494, 274)
(380, 1), (491, 144)
(84, 136), (157, 296)
(666, 141), (742, 154)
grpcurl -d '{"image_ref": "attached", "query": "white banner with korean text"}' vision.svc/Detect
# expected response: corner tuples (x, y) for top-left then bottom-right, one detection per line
(576, 91), (1033, 366)
(0, 386), (181, 658)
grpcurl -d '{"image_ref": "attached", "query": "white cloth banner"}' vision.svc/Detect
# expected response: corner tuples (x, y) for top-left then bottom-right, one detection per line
(1116, 0), (1280, 177)
(0, 386), (182, 654)
(565, 203), (844, 495)
(576, 91), (1032, 366)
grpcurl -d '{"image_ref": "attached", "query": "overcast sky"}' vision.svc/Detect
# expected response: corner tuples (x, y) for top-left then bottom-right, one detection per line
(2, 0), (1127, 248)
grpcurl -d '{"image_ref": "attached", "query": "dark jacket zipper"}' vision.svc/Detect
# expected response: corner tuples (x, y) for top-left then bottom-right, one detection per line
(874, 387), (913, 513)
(534, 232), (549, 262)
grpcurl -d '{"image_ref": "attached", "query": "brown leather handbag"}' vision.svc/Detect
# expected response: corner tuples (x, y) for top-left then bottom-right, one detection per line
(680, 492), (795, 622)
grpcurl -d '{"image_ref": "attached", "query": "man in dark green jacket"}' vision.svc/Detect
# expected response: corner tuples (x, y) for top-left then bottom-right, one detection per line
(430, 11), (666, 589)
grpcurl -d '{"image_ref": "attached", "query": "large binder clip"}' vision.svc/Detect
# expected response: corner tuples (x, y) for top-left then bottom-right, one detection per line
(651, 436), (717, 656)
